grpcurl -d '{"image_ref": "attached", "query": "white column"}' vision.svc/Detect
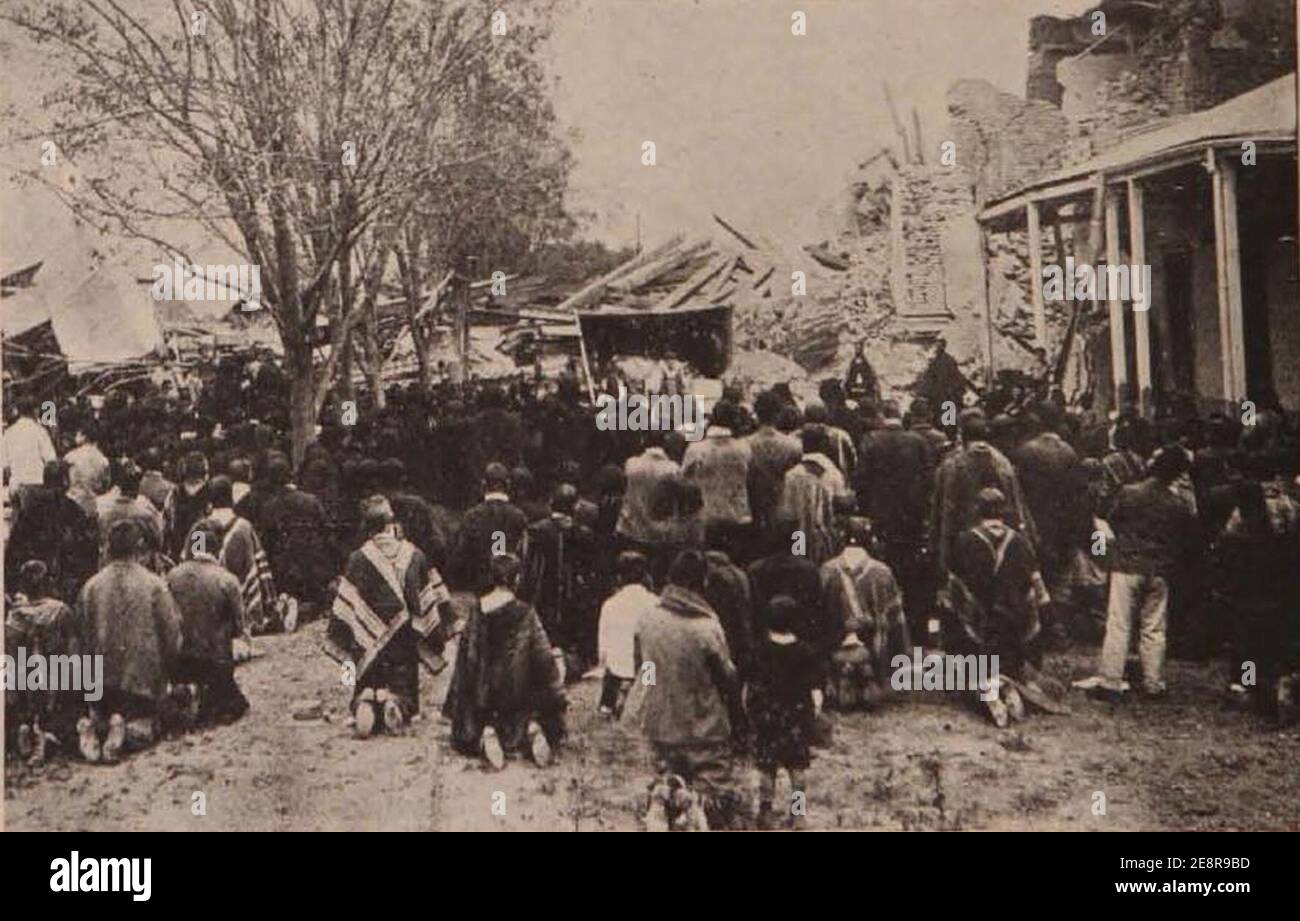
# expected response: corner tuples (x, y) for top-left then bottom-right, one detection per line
(1221, 160), (1248, 403)
(1127, 179), (1152, 414)
(1105, 191), (1128, 403)
(1211, 153), (1246, 405)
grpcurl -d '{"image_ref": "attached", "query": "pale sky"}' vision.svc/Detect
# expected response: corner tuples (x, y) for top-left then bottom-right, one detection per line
(548, 0), (1086, 248)
(1, 0), (1088, 274)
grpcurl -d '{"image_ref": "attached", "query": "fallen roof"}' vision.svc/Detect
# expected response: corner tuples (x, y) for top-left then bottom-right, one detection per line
(980, 73), (1297, 222)
(1, 265), (166, 369)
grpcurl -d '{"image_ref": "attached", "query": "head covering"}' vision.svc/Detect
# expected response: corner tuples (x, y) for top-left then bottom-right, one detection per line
(488, 551), (522, 588)
(976, 487), (1006, 520)
(361, 494), (395, 534)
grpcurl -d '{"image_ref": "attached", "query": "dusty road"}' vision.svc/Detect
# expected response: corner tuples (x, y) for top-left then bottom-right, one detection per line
(6, 619), (1299, 831)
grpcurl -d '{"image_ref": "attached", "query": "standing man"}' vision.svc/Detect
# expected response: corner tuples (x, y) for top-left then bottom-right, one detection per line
(776, 427), (840, 566)
(682, 399), (753, 563)
(844, 339), (880, 406)
(915, 337), (970, 427)
(64, 417), (110, 515)
(1010, 410), (1090, 642)
(746, 390), (803, 546)
(858, 400), (934, 639)
(3, 396), (58, 510)
(1090, 447), (1197, 701)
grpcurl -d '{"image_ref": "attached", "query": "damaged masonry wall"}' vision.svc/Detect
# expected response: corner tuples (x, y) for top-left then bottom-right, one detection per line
(733, 0), (1293, 408)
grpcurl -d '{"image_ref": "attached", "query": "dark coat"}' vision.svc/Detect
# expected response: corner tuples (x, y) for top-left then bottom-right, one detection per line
(448, 497), (528, 592)
(261, 486), (336, 604)
(745, 427), (802, 535)
(704, 550), (756, 679)
(166, 557), (243, 667)
(389, 490), (449, 571)
(1108, 478), (1197, 577)
(857, 423), (933, 543)
(520, 512), (596, 649)
(5, 485), (99, 597)
(748, 552), (836, 658)
(932, 441), (1036, 574)
(1010, 432), (1089, 579)
(442, 591), (564, 754)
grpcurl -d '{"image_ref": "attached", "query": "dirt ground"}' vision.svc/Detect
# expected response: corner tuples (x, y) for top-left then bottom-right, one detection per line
(6, 614), (1299, 832)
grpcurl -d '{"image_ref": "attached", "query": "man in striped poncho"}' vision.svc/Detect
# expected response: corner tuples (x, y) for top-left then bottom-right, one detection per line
(326, 495), (453, 737)
(201, 477), (283, 635)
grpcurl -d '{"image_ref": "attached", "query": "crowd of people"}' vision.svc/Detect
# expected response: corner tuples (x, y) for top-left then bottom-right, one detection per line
(5, 340), (1299, 829)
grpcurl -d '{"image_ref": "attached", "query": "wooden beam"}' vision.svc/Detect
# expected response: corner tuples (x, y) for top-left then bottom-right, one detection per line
(712, 214), (759, 250)
(573, 312), (596, 403)
(1105, 191), (1128, 402)
(883, 82), (912, 164)
(610, 239), (710, 293)
(1127, 179), (1152, 415)
(1210, 154), (1236, 405)
(553, 234), (685, 313)
(650, 253), (730, 311)
(980, 225), (995, 389)
(1027, 201), (1047, 347)
(1221, 160), (1247, 403)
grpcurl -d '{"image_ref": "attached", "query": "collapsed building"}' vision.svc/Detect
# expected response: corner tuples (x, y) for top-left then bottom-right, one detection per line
(734, 0), (1296, 415)
(972, 0), (1297, 413)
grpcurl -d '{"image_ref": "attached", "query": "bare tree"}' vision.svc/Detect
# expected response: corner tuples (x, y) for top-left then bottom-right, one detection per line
(3, 0), (567, 462)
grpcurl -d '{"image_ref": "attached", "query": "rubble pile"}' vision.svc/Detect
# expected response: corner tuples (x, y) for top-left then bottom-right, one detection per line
(1067, 69), (1177, 167)
(947, 79), (1068, 206)
(550, 216), (837, 322)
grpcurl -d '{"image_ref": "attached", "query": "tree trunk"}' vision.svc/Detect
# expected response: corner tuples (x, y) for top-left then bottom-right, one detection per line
(286, 342), (317, 469)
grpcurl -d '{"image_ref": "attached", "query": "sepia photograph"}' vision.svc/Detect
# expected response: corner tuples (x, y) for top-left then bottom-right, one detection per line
(0, 0), (1296, 882)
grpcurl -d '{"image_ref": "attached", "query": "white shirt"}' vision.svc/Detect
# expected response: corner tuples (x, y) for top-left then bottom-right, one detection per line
(2, 416), (58, 486)
(598, 583), (657, 679)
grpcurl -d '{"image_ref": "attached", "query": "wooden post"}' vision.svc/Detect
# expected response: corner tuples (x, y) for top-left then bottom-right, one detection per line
(1210, 152), (1240, 406)
(574, 314), (596, 404)
(1127, 179), (1152, 415)
(1027, 201), (1047, 347)
(1221, 160), (1248, 403)
(1105, 190), (1128, 403)
(979, 224), (995, 390)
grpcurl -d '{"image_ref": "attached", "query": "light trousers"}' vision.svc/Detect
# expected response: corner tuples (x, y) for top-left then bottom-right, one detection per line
(1099, 571), (1168, 693)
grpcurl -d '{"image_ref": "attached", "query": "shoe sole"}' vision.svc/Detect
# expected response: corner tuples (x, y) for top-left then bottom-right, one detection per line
(354, 702), (377, 738)
(102, 718), (126, 763)
(529, 726), (552, 767)
(383, 701), (405, 733)
(482, 731), (506, 770)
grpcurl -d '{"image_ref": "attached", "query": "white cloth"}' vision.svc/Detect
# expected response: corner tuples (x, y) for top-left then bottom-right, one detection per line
(2, 416), (57, 486)
(598, 583), (657, 679)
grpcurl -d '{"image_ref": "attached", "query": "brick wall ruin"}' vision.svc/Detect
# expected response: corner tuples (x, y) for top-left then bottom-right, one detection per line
(733, 0), (1294, 407)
